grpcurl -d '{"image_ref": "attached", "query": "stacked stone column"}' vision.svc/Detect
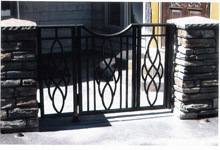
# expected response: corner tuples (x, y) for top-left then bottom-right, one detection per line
(1, 19), (39, 133)
(168, 17), (219, 119)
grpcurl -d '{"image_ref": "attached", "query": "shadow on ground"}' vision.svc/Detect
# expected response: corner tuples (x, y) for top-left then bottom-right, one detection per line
(39, 110), (175, 132)
(39, 114), (112, 132)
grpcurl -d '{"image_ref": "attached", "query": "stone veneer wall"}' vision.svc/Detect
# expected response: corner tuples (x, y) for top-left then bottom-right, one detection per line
(1, 19), (39, 133)
(168, 17), (219, 119)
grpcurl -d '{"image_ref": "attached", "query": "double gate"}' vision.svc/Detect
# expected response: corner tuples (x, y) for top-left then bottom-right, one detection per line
(37, 24), (175, 120)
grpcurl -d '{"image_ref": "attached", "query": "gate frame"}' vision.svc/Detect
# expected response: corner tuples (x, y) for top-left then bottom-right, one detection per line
(37, 23), (176, 119)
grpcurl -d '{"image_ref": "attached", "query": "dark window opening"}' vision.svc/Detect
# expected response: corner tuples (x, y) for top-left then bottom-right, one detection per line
(1, 1), (17, 20)
(108, 2), (121, 26)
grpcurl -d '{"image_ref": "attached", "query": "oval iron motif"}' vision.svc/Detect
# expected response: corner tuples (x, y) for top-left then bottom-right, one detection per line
(142, 36), (163, 106)
(95, 38), (119, 110)
(45, 39), (70, 114)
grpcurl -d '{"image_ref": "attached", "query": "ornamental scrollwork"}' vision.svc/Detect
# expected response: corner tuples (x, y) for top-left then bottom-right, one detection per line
(170, 2), (202, 8)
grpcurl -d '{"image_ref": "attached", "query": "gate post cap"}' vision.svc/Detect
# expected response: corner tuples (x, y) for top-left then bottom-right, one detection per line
(1, 18), (37, 30)
(167, 16), (219, 29)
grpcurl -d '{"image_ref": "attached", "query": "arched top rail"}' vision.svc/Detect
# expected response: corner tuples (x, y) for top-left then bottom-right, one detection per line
(77, 24), (133, 37)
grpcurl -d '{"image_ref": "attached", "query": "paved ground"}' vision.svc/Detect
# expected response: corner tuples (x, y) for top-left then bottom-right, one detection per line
(0, 109), (218, 146)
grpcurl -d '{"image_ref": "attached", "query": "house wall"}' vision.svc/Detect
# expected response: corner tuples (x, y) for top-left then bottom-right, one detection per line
(210, 2), (219, 20)
(91, 2), (105, 33)
(19, 2), (93, 28)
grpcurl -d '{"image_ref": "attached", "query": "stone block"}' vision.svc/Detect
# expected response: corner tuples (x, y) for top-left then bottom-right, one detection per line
(201, 80), (218, 86)
(1, 87), (15, 99)
(180, 38), (216, 48)
(0, 119), (26, 129)
(1, 33), (7, 41)
(8, 107), (38, 118)
(12, 51), (35, 61)
(1, 79), (21, 87)
(204, 59), (218, 66)
(1, 42), (23, 51)
(174, 85), (200, 94)
(1, 62), (22, 71)
(174, 107), (198, 119)
(27, 117), (39, 128)
(7, 71), (36, 79)
(195, 80), (201, 87)
(22, 79), (37, 86)
(174, 77), (194, 88)
(213, 98), (218, 109)
(176, 53), (196, 60)
(1, 53), (11, 61)
(4, 32), (37, 41)
(175, 91), (218, 101)
(198, 109), (218, 116)
(176, 65), (216, 73)
(177, 53), (218, 61)
(174, 72), (218, 80)
(196, 54), (218, 60)
(178, 29), (202, 38)
(194, 48), (216, 54)
(182, 103), (212, 112)
(15, 87), (37, 97)
(16, 96), (38, 107)
(1, 72), (6, 79)
(22, 62), (36, 70)
(200, 87), (218, 93)
(201, 30), (215, 38)
(175, 59), (204, 66)
(0, 110), (7, 120)
(177, 29), (215, 39)
(177, 46), (194, 55)
(1, 99), (16, 109)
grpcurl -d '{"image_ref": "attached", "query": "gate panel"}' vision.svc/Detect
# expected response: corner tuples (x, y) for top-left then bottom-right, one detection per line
(134, 24), (175, 110)
(37, 25), (78, 118)
(77, 25), (136, 115)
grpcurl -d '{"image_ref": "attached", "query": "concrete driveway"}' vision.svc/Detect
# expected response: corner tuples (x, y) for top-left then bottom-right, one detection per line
(0, 109), (218, 146)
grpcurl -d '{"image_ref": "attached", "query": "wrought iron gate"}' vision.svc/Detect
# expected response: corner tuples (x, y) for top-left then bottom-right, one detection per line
(37, 24), (175, 119)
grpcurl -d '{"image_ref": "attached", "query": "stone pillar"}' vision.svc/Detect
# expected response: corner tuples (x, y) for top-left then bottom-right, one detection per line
(1, 18), (39, 133)
(168, 16), (219, 119)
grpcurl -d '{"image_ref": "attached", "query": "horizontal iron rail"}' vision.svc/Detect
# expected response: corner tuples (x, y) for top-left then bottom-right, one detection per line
(79, 106), (167, 116)
(38, 24), (77, 28)
(38, 23), (174, 28)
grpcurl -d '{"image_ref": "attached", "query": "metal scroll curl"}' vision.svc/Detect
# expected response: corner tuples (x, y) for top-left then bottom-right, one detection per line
(45, 39), (70, 114)
(95, 38), (119, 110)
(142, 35), (163, 107)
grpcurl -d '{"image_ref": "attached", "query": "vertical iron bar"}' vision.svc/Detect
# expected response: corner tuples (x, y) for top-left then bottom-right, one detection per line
(132, 26), (137, 109)
(92, 36), (96, 111)
(120, 37), (123, 109)
(86, 37), (89, 111)
(136, 26), (142, 109)
(126, 37), (129, 108)
(37, 27), (45, 118)
(77, 26), (83, 114)
(164, 25), (175, 109)
(72, 26), (78, 121)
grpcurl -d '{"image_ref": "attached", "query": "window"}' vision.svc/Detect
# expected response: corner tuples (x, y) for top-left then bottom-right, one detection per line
(105, 2), (124, 28)
(108, 2), (121, 26)
(105, 2), (143, 29)
(1, 1), (17, 20)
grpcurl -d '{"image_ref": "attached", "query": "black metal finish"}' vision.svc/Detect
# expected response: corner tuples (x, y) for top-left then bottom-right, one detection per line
(141, 26), (163, 107)
(37, 24), (175, 118)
